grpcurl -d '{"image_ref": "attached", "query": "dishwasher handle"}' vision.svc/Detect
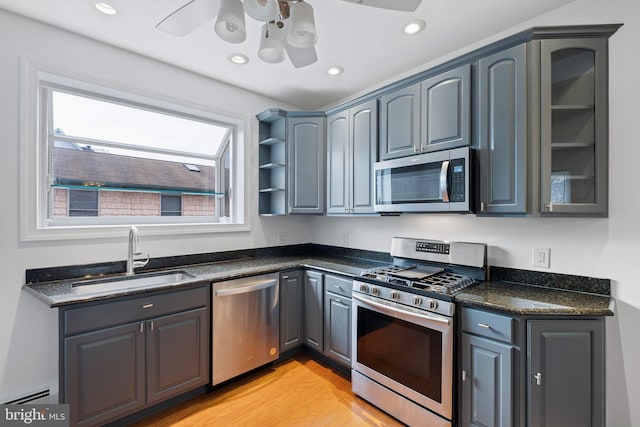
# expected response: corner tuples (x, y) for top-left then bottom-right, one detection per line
(215, 278), (277, 297)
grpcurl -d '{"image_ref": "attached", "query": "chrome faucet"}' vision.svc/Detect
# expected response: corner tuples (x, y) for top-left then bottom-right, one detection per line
(126, 226), (149, 275)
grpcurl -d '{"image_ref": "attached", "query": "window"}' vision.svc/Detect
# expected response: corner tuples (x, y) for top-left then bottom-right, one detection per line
(68, 189), (99, 217)
(20, 59), (247, 240)
(161, 195), (182, 216)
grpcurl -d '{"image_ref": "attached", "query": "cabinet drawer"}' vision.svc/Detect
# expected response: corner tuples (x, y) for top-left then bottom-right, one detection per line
(324, 274), (352, 298)
(461, 307), (515, 344)
(64, 285), (209, 336)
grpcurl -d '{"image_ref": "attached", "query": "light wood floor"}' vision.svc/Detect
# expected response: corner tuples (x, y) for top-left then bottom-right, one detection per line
(132, 353), (404, 426)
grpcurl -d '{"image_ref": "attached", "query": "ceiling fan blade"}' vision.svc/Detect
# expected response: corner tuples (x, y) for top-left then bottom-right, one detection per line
(340, 0), (422, 12)
(284, 42), (318, 68)
(156, 0), (221, 36)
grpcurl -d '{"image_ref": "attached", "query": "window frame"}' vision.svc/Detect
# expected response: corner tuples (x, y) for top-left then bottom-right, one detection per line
(20, 57), (249, 241)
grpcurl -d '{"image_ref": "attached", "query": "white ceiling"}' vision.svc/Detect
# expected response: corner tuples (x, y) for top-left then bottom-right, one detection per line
(0, 0), (575, 110)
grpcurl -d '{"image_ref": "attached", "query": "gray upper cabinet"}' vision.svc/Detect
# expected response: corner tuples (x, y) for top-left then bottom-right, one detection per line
(421, 64), (471, 152)
(327, 100), (377, 215)
(288, 116), (326, 214)
(279, 270), (305, 352)
(540, 38), (608, 216)
(528, 319), (605, 427)
(476, 44), (528, 214)
(379, 83), (421, 160)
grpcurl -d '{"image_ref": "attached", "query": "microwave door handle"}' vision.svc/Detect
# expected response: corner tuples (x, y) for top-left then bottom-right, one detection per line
(440, 160), (450, 202)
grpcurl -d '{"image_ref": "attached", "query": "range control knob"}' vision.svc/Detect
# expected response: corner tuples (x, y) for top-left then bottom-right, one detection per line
(390, 291), (400, 300)
(412, 296), (423, 306)
(427, 299), (438, 310)
(371, 287), (380, 296)
(359, 284), (369, 293)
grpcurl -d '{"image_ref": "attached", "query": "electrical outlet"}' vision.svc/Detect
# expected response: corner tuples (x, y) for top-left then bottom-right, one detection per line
(277, 231), (286, 244)
(532, 247), (550, 268)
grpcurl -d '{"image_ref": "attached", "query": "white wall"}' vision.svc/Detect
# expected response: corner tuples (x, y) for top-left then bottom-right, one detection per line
(0, 9), (311, 401)
(312, 0), (640, 425)
(2, 0), (639, 425)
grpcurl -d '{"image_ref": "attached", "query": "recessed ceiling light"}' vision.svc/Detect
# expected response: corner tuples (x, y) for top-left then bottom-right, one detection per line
(94, 1), (117, 15)
(228, 53), (249, 65)
(328, 66), (344, 76)
(403, 19), (426, 35)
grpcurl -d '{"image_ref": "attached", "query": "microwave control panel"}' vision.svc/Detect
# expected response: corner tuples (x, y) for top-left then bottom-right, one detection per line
(450, 158), (465, 202)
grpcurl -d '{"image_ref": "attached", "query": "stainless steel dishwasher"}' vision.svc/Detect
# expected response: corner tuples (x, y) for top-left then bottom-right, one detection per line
(211, 273), (279, 385)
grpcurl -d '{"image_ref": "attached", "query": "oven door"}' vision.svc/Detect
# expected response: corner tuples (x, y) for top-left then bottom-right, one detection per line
(351, 292), (453, 419)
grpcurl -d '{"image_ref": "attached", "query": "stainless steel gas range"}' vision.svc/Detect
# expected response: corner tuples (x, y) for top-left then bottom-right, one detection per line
(351, 237), (487, 427)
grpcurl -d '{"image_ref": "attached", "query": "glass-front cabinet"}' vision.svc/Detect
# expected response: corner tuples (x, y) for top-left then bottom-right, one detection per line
(540, 38), (608, 216)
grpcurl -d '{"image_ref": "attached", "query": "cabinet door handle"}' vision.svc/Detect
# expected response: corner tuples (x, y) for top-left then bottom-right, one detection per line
(281, 275), (289, 280)
(480, 202), (486, 212)
(142, 303), (154, 309)
(140, 322), (144, 333)
(534, 372), (542, 386)
(150, 321), (154, 331)
(462, 370), (467, 382)
(477, 323), (491, 329)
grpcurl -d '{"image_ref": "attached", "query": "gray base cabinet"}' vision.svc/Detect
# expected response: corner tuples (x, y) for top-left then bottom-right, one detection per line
(304, 270), (324, 351)
(279, 270), (305, 352)
(61, 285), (209, 426)
(527, 319), (604, 427)
(323, 274), (352, 366)
(459, 307), (605, 427)
(461, 334), (514, 427)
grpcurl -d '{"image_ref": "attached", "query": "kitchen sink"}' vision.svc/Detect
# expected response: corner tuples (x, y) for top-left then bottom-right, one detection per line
(71, 270), (196, 295)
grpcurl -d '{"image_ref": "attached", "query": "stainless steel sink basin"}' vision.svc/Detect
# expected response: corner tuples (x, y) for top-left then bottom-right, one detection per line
(71, 270), (195, 295)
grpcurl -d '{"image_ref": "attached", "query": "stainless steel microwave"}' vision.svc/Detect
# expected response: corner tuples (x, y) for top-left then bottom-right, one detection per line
(374, 146), (472, 213)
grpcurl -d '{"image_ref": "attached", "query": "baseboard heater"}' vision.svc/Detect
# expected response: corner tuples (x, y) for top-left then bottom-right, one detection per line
(3, 389), (50, 404)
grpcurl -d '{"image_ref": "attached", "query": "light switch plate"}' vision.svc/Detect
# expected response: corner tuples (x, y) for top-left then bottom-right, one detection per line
(532, 247), (550, 268)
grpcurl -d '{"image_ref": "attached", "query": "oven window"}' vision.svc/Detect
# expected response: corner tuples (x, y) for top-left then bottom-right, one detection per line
(357, 306), (442, 402)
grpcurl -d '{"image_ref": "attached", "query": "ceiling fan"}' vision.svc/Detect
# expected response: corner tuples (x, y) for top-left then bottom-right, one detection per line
(156, 0), (422, 68)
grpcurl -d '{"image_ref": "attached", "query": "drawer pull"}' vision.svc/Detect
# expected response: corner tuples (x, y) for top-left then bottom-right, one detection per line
(142, 303), (154, 309)
(477, 323), (491, 329)
(281, 275), (289, 279)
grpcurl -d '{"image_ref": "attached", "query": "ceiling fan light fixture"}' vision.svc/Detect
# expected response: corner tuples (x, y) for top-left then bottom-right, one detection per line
(287, 1), (318, 48)
(244, 0), (279, 21)
(403, 19), (426, 35)
(258, 22), (286, 64)
(215, 0), (247, 44)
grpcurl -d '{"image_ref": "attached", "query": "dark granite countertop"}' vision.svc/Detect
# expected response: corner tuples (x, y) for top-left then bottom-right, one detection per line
(23, 245), (614, 317)
(455, 280), (614, 316)
(23, 255), (385, 307)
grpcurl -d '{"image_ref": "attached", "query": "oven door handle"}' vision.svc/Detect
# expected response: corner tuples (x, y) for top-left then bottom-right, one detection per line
(352, 293), (451, 326)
